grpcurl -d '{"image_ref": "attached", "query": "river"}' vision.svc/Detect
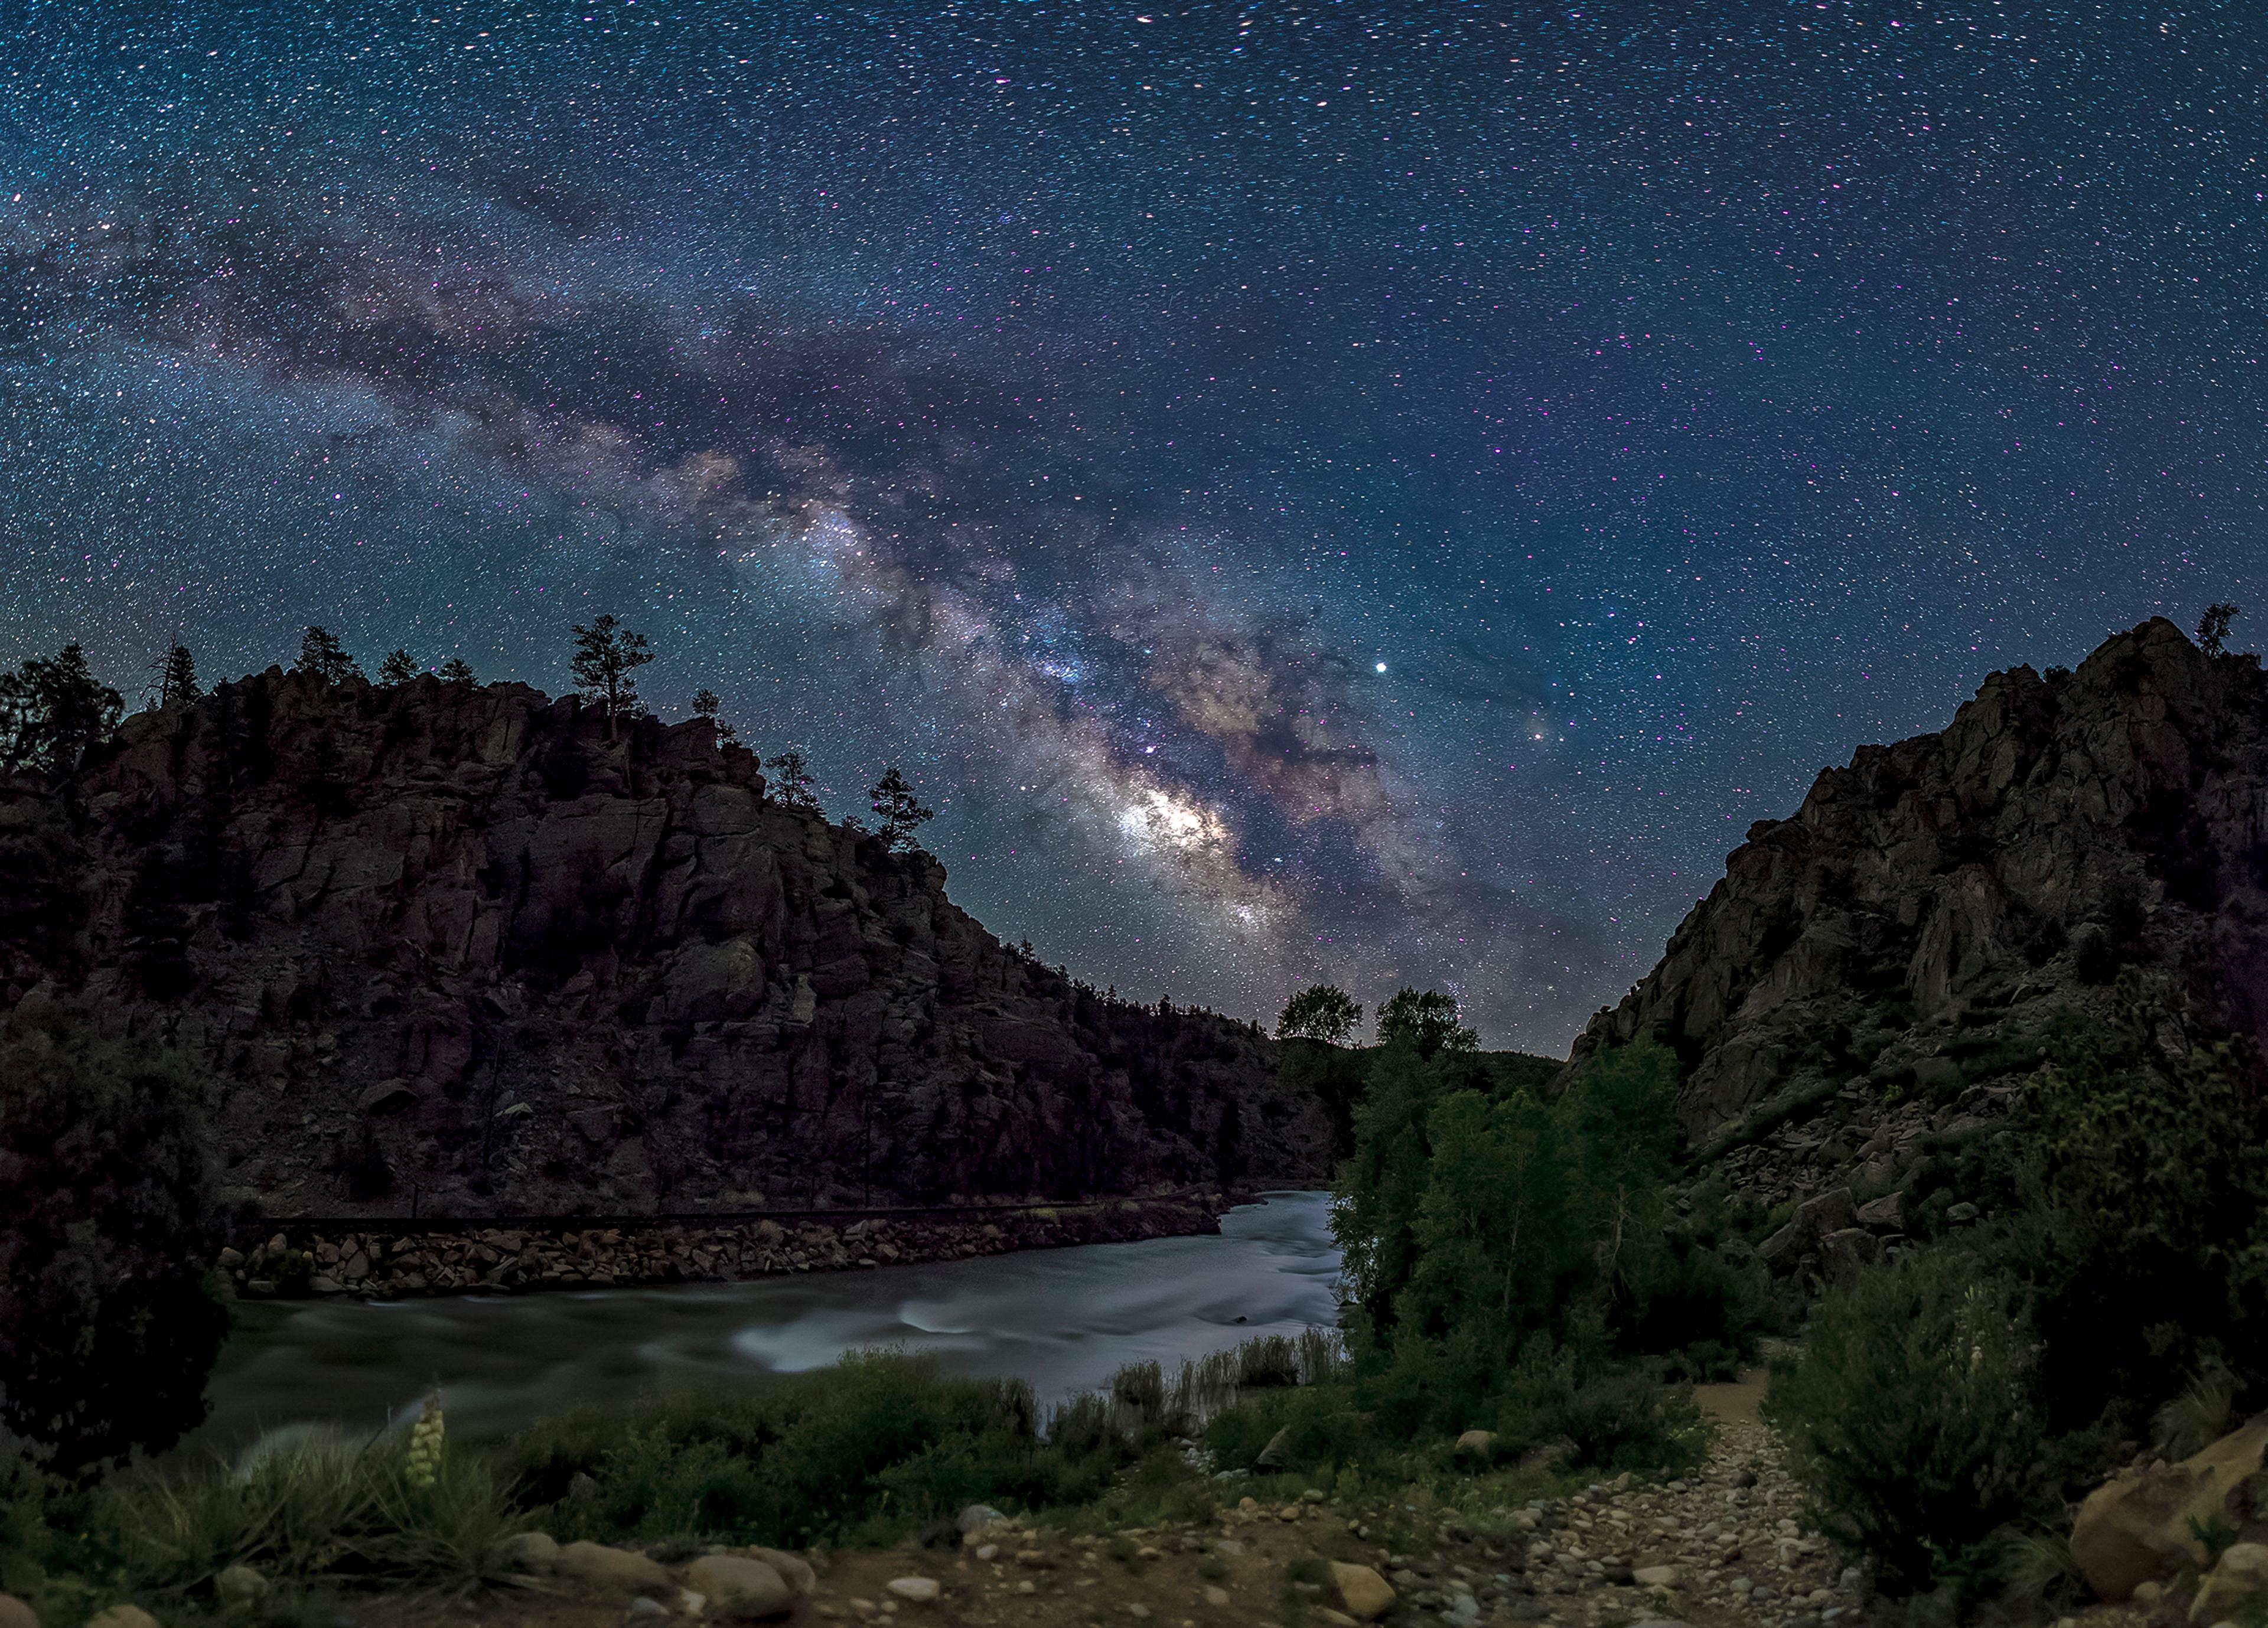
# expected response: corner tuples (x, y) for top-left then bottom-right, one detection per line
(187, 1190), (1342, 1457)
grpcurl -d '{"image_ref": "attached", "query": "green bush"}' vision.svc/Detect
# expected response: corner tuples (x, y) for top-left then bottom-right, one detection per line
(1765, 1250), (2047, 1597)
(2010, 997), (2268, 1435)
(501, 1352), (1086, 1548)
(1550, 1375), (1712, 1476)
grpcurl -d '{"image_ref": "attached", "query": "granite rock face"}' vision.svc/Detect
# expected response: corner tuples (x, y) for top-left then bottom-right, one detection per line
(1568, 619), (2268, 1145)
(0, 669), (1328, 1216)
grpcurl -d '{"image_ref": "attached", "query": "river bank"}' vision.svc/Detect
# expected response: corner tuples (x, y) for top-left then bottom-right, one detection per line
(215, 1187), (1250, 1301)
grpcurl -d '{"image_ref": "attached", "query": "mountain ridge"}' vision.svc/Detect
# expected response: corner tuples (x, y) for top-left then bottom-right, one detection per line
(0, 666), (1331, 1218)
(1568, 616), (2267, 1175)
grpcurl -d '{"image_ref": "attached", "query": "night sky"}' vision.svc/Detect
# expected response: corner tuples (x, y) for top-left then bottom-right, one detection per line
(6, 4), (2266, 1053)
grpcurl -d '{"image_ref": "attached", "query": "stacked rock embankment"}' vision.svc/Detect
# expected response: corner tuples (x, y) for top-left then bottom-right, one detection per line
(216, 1190), (1235, 1299)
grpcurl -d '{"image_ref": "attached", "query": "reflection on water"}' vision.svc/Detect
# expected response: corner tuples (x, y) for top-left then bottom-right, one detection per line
(186, 1191), (1341, 1457)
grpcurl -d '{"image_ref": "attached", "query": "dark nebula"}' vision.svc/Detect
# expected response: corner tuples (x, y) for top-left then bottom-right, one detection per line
(5, 4), (2264, 1049)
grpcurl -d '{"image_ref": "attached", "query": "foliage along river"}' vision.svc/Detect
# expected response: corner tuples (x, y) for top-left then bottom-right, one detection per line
(188, 1192), (1341, 1458)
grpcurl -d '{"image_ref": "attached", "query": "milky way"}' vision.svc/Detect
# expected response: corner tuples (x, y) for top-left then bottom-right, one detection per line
(6, 4), (2266, 1050)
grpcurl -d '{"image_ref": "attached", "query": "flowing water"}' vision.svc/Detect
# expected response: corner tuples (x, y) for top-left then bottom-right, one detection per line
(187, 1191), (1341, 1457)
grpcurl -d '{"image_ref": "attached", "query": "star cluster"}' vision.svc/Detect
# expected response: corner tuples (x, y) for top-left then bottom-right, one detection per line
(5, 3), (2265, 1050)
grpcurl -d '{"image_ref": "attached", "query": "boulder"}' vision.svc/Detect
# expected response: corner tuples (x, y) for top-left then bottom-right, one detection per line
(1759, 1187), (1859, 1274)
(1328, 1561), (1396, 1622)
(554, 1540), (675, 1593)
(2191, 1542), (2268, 1624)
(958, 1503), (1009, 1534)
(497, 1531), (561, 1573)
(356, 1079), (419, 1114)
(1795, 1187), (1857, 1237)
(885, 1577), (941, 1604)
(1818, 1227), (1881, 1287)
(215, 1564), (266, 1606)
(1854, 1192), (1904, 1230)
(0, 1596), (38, 1628)
(2071, 1415), (2268, 1600)
(84, 1610), (158, 1628)
(686, 1556), (794, 1620)
(745, 1547), (816, 1596)
(1632, 1565), (1681, 1588)
(1254, 1424), (1292, 1470)
(1452, 1430), (1497, 1459)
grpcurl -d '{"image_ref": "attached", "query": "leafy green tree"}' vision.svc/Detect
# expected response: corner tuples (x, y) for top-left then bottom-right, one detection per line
(1376, 987), (1479, 1058)
(1335, 1033), (1706, 1424)
(295, 625), (362, 685)
(0, 1023), (228, 1472)
(0, 645), (124, 775)
(570, 615), (654, 730)
(158, 644), (200, 708)
(2196, 601), (2240, 658)
(868, 766), (936, 851)
(768, 749), (817, 809)
(377, 648), (419, 685)
(1276, 984), (1363, 1046)
(437, 655), (476, 684)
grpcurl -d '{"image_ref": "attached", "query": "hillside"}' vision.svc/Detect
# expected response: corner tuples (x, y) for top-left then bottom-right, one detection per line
(0, 668), (1329, 1218)
(1569, 616), (2267, 1185)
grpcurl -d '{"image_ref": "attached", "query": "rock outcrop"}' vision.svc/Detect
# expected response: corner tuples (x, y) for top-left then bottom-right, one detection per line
(2070, 1415), (2268, 1602)
(0, 669), (1329, 1216)
(1569, 619), (2268, 1150)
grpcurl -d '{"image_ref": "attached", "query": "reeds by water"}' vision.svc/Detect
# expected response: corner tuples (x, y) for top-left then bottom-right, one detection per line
(1047, 1327), (1345, 1445)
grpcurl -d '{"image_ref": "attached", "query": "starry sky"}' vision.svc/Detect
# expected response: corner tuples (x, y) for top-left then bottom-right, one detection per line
(6, 3), (2266, 1053)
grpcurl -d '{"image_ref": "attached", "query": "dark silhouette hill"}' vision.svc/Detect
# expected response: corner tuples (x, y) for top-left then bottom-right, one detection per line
(1569, 617), (2268, 1163)
(0, 669), (1330, 1218)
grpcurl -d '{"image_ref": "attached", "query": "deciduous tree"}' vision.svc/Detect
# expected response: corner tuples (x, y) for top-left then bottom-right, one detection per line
(1276, 984), (1363, 1046)
(1376, 987), (1479, 1058)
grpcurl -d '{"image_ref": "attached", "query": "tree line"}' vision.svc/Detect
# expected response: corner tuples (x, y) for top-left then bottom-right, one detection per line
(0, 617), (937, 852)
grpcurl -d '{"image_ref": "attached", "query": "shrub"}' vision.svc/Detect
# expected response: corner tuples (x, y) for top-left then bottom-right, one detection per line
(501, 1353), (1075, 1548)
(2010, 997), (2268, 1435)
(1765, 1250), (2047, 1597)
(1549, 1376), (1712, 1476)
(0, 1022), (229, 1471)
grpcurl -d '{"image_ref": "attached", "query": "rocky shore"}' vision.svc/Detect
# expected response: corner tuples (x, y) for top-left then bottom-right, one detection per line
(214, 1189), (1244, 1299)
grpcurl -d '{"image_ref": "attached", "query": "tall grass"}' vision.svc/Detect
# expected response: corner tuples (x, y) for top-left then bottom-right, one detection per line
(1047, 1329), (1348, 1447)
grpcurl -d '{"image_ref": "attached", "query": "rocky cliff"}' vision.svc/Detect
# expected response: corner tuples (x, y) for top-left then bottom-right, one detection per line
(1570, 618), (2268, 1163)
(0, 669), (1329, 1218)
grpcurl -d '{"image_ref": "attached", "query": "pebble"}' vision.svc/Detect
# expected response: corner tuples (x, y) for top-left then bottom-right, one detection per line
(885, 1577), (941, 1605)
